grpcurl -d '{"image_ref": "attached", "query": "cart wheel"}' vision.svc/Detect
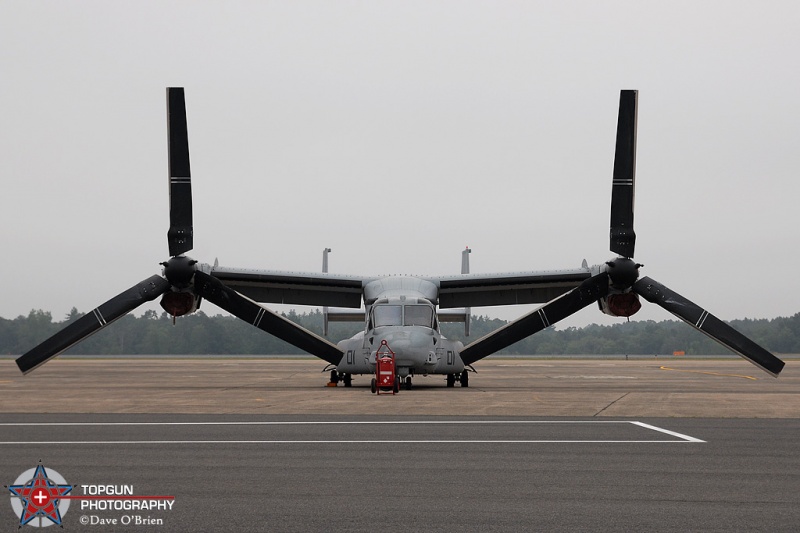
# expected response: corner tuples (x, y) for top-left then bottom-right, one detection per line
(460, 370), (469, 388)
(446, 374), (456, 388)
(393, 377), (400, 394)
(371, 378), (377, 394)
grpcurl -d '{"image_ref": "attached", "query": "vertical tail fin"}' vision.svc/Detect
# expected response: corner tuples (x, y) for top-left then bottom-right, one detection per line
(322, 248), (331, 335)
(462, 247), (471, 336)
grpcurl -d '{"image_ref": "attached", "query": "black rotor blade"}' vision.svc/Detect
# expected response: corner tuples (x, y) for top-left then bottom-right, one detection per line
(633, 276), (785, 377)
(167, 87), (193, 257)
(194, 271), (344, 366)
(16, 275), (171, 374)
(610, 89), (637, 258)
(460, 273), (609, 366)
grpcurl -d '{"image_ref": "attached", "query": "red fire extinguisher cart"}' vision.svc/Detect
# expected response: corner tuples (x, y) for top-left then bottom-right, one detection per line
(372, 340), (399, 395)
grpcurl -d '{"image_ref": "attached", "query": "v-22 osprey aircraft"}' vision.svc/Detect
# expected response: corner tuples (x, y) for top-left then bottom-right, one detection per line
(15, 89), (786, 388)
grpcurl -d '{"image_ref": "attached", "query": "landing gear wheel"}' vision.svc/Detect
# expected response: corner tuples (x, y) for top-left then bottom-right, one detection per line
(404, 376), (412, 390)
(371, 378), (377, 394)
(393, 377), (400, 394)
(343, 374), (352, 388)
(446, 374), (456, 388)
(460, 370), (469, 388)
(330, 370), (340, 385)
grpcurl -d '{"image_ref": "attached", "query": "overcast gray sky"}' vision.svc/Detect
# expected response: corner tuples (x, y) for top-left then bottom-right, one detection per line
(1, 1), (798, 331)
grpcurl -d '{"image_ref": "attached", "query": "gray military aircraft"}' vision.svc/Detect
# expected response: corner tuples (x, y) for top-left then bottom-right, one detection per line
(15, 88), (786, 388)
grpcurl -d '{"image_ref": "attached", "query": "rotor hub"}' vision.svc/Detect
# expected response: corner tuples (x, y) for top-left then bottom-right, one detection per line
(606, 257), (641, 290)
(161, 255), (197, 289)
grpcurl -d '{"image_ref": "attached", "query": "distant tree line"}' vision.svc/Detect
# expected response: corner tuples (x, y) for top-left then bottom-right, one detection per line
(1, 307), (799, 356)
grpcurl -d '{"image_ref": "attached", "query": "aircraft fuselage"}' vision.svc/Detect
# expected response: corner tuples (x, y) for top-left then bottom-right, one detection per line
(334, 292), (466, 379)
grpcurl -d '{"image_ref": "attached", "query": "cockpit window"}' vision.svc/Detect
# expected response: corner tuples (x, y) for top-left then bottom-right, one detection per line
(404, 305), (434, 328)
(373, 305), (402, 327)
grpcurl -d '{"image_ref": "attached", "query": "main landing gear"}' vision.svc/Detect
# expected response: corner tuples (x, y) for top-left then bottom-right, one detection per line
(328, 370), (352, 387)
(446, 370), (470, 388)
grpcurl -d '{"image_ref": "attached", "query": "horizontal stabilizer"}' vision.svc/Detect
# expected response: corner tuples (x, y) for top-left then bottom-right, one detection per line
(326, 309), (366, 322)
(438, 309), (470, 323)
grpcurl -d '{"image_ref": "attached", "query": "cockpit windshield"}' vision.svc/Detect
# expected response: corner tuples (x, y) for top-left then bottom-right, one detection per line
(373, 305), (402, 327)
(371, 303), (435, 329)
(404, 305), (434, 328)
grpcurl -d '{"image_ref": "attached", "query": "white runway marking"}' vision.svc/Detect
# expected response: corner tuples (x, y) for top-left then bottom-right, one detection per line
(0, 420), (686, 426)
(629, 421), (706, 442)
(0, 420), (705, 444)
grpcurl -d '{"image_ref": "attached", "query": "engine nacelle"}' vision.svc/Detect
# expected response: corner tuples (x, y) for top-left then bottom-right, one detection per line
(599, 292), (642, 317)
(160, 291), (199, 317)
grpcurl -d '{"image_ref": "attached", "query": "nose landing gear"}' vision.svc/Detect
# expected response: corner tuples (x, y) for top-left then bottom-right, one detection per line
(446, 371), (470, 388)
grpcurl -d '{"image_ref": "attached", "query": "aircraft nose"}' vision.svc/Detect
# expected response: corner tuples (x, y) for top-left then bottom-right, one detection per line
(375, 331), (435, 367)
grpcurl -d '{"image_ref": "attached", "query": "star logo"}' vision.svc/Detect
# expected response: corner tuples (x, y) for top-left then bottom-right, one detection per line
(8, 464), (73, 527)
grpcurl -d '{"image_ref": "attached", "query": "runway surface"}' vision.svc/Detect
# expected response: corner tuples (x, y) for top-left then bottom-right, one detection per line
(1, 358), (799, 531)
(2, 357), (799, 417)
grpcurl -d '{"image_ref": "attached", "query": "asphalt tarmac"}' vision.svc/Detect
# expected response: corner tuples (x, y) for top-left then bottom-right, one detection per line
(1, 358), (799, 531)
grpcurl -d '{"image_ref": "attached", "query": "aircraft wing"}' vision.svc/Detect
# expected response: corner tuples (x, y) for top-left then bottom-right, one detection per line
(210, 266), (370, 308)
(431, 268), (592, 308)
